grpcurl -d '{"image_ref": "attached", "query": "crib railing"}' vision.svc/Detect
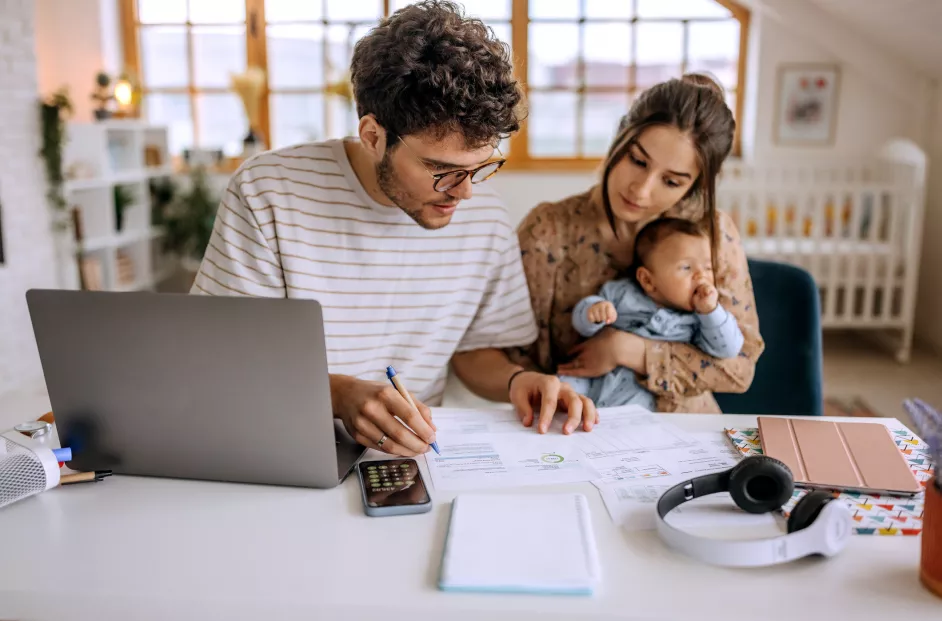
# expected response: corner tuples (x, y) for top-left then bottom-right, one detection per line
(716, 140), (927, 363)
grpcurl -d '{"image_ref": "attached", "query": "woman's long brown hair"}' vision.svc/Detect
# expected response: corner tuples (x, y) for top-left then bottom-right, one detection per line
(599, 73), (736, 273)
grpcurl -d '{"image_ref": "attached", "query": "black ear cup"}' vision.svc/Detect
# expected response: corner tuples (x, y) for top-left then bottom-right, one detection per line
(786, 490), (835, 533)
(728, 455), (794, 514)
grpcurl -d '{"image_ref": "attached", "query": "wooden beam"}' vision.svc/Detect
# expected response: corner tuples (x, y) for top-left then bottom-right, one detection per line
(509, 0), (529, 164)
(713, 0), (751, 15)
(118, 0), (140, 77)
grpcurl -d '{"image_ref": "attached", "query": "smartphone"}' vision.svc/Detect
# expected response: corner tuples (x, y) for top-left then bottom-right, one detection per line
(357, 458), (432, 517)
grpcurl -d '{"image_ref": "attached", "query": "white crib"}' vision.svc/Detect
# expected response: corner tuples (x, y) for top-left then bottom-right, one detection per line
(717, 139), (928, 363)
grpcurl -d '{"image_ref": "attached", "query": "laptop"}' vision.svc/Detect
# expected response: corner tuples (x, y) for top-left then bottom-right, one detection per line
(25, 289), (365, 488)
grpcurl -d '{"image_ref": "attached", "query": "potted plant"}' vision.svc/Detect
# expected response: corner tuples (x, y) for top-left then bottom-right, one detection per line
(113, 184), (136, 232)
(155, 167), (217, 277)
(149, 176), (176, 226)
(92, 71), (114, 120)
(38, 87), (73, 227)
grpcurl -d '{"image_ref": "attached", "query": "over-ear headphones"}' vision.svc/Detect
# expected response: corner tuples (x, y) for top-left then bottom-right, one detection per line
(655, 455), (852, 567)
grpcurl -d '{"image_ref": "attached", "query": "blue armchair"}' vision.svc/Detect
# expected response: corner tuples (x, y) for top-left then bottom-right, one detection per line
(713, 259), (824, 417)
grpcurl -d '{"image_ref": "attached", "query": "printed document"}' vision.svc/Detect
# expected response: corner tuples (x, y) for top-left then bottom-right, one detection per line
(424, 407), (742, 493)
(425, 409), (596, 491)
(592, 431), (772, 532)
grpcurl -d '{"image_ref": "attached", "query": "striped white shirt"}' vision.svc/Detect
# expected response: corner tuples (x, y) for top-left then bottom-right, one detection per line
(190, 139), (538, 405)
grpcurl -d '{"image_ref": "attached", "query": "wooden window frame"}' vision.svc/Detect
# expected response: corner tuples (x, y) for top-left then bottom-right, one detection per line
(120, 0), (254, 153)
(120, 0), (749, 169)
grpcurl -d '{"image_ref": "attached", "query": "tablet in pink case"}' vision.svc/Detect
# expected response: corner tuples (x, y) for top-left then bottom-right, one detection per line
(757, 417), (922, 495)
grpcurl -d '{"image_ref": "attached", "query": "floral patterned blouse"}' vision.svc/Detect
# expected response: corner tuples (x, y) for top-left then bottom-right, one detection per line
(506, 185), (765, 414)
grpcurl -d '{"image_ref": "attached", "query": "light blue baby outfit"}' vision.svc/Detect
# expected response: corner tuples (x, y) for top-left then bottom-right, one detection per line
(560, 278), (745, 409)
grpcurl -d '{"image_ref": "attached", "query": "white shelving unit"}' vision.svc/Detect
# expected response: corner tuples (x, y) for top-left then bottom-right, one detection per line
(61, 120), (175, 292)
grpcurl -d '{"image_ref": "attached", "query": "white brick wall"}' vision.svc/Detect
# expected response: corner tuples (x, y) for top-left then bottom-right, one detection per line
(0, 0), (59, 396)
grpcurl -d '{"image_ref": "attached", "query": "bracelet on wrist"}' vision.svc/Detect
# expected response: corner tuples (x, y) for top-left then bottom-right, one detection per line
(507, 369), (528, 395)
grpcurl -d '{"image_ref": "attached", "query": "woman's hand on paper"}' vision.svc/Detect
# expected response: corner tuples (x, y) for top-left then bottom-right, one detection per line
(331, 375), (437, 457)
(508, 372), (598, 435)
(558, 328), (646, 377)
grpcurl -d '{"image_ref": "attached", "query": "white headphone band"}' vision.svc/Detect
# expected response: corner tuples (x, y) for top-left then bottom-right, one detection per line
(655, 462), (852, 567)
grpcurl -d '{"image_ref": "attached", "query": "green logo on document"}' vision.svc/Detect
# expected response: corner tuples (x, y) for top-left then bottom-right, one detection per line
(540, 453), (564, 464)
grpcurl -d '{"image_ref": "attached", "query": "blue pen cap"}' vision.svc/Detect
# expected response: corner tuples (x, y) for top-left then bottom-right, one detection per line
(386, 365), (397, 378)
(53, 447), (72, 462)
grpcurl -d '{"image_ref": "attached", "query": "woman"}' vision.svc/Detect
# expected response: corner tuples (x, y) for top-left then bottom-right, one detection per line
(507, 74), (764, 429)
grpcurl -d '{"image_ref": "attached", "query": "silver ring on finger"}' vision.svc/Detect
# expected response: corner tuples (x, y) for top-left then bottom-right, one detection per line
(377, 434), (388, 448)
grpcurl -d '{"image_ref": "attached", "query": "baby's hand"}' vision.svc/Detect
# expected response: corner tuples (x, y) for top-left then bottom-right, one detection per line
(692, 283), (719, 314)
(588, 301), (617, 325)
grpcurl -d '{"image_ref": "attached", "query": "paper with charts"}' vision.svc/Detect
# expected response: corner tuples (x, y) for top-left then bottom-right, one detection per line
(423, 407), (595, 491)
(591, 431), (758, 531)
(424, 406), (741, 492)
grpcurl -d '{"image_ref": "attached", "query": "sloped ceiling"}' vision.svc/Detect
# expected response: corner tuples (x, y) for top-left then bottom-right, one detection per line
(802, 0), (942, 79)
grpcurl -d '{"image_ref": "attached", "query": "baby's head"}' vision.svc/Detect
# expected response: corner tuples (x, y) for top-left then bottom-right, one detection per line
(632, 218), (714, 312)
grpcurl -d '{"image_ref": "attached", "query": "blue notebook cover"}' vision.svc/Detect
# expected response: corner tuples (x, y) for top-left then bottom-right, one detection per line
(438, 493), (601, 595)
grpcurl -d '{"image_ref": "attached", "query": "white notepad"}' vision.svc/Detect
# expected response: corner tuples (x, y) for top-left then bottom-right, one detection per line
(438, 493), (601, 595)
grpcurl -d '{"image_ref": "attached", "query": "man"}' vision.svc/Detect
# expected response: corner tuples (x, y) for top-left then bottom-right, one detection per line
(191, 0), (597, 457)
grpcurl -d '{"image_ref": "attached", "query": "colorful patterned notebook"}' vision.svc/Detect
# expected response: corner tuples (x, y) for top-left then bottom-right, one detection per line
(725, 426), (935, 536)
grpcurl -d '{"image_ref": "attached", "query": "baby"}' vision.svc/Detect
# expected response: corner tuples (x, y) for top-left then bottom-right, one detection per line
(560, 217), (744, 410)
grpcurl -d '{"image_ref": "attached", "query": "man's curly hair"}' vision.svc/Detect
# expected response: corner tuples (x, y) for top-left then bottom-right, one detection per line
(350, 0), (524, 149)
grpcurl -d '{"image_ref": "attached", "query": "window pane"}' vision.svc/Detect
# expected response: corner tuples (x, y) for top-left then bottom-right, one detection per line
(327, 95), (357, 138)
(391, 0), (510, 19)
(529, 0), (579, 19)
(143, 93), (193, 155)
(271, 93), (325, 148)
(192, 26), (246, 89)
(188, 0), (246, 24)
(196, 93), (246, 156)
(489, 22), (511, 52)
(636, 22), (683, 89)
(138, 0), (187, 23)
(585, 0), (633, 19)
(327, 24), (371, 82)
(688, 20), (739, 88)
(583, 93), (630, 156)
(584, 23), (632, 87)
(528, 92), (577, 157)
(528, 23), (579, 88)
(462, 0), (512, 19)
(140, 27), (188, 88)
(268, 25), (325, 88)
(325, 0), (382, 21)
(637, 0), (731, 19)
(498, 135), (511, 157)
(266, 0), (323, 22)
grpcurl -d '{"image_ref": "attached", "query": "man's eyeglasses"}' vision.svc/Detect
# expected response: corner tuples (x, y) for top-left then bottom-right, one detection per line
(397, 136), (506, 192)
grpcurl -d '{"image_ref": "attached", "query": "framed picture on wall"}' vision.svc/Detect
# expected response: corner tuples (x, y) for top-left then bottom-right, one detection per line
(774, 64), (841, 145)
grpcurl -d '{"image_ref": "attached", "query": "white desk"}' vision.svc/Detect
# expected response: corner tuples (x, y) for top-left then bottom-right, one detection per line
(0, 386), (938, 620)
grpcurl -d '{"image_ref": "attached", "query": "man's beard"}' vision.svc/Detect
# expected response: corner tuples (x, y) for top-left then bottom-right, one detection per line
(376, 153), (446, 230)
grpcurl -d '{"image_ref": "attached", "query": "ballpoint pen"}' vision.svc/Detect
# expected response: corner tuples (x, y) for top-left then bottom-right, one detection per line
(386, 365), (441, 455)
(60, 470), (113, 485)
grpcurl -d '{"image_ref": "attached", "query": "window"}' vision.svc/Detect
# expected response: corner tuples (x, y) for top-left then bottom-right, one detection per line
(125, 0), (249, 155)
(121, 0), (748, 166)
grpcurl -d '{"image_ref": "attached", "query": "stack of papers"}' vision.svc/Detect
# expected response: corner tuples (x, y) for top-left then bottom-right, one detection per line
(425, 406), (755, 531)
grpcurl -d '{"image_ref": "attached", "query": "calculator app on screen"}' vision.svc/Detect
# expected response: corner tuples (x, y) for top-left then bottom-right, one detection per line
(359, 459), (430, 508)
